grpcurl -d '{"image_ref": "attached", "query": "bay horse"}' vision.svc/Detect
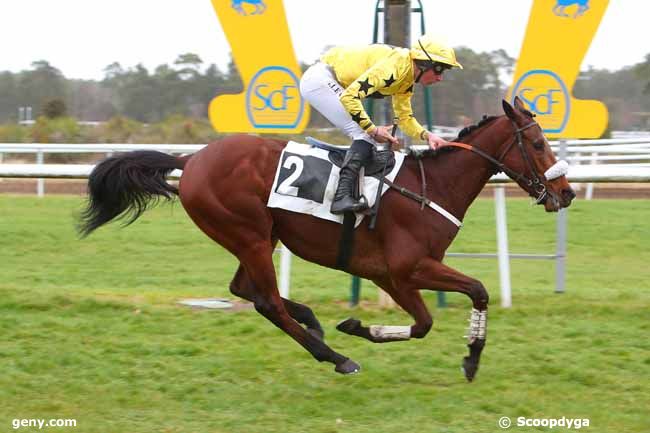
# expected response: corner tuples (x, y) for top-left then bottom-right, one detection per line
(78, 97), (574, 381)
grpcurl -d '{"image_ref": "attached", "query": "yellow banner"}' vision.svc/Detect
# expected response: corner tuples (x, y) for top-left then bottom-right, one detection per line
(508, 0), (609, 138)
(208, 0), (309, 133)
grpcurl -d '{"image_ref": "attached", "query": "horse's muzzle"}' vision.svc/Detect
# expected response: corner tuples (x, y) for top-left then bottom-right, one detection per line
(561, 187), (576, 206)
(541, 187), (575, 212)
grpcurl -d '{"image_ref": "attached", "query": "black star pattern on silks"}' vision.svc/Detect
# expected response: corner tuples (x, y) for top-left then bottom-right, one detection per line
(350, 111), (367, 124)
(357, 77), (373, 95)
(384, 74), (396, 87)
(405, 84), (414, 93)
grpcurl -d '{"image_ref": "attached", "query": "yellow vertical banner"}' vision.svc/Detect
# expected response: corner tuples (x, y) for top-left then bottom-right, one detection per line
(508, 0), (609, 138)
(208, 0), (309, 133)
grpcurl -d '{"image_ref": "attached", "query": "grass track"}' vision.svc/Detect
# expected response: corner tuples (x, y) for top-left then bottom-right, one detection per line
(0, 195), (648, 432)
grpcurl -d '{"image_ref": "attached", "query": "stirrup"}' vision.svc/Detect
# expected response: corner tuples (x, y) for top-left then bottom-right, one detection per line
(331, 195), (369, 215)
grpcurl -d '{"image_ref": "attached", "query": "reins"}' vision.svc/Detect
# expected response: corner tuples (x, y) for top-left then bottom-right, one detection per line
(378, 119), (550, 226)
(446, 120), (549, 203)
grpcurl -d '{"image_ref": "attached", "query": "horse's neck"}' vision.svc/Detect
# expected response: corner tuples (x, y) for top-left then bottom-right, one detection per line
(424, 117), (512, 220)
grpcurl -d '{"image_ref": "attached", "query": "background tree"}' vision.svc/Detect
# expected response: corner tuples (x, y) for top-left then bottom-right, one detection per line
(14, 61), (67, 119)
(633, 54), (650, 94)
(1, 50), (648, 131)
(42, 98), (67, 119)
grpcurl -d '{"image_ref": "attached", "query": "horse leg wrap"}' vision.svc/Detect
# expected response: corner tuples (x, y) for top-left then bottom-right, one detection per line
(369, 325), (411, 341)
(466, 308), (487, 344)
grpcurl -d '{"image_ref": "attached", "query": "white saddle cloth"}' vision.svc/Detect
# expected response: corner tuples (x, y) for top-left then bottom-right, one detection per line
(267, 141), (405, 227)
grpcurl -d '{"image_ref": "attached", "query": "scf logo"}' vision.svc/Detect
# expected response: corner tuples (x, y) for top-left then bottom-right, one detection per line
(512, 69), (570, 134)
(246, 66), (304, 129)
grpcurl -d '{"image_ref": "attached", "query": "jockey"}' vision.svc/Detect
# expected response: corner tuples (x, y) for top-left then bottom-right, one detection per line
(299, 35), (463, 215)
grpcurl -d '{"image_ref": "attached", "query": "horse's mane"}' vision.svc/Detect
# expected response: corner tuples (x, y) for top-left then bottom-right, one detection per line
(407, 115), (500, 159)
(455, 115), (500, 142)
(454, 106), (535, 142)
(409, 110), (534, 159)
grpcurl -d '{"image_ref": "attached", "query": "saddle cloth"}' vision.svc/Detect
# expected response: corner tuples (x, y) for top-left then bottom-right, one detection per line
(268, 141), (405, 227)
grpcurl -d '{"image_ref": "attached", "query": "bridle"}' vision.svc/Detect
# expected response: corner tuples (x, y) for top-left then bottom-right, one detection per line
(447, 120), (550, 204)
(382, 117), (567, 227)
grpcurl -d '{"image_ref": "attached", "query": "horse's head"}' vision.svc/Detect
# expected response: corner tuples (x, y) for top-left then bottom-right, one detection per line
(500, 97), (575, 212)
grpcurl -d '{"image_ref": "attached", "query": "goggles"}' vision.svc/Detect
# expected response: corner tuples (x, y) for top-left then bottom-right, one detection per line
(417, 40), (452, 75)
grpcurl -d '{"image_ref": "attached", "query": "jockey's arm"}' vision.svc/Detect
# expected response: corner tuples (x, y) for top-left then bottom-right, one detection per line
(392, 93), (449, 150)
(391, 93), (426, 140)
(339, 61), (395, 139)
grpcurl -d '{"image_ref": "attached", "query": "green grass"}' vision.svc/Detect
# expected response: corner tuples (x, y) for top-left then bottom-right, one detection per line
(1, 195), (649, 433)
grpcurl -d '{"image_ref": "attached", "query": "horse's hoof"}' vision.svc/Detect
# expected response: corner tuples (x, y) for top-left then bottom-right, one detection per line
(307, 328), (324, 341)
(336, 318), (361, 334)
(335, 359), (361, 375)
(462, 356), (478, 382)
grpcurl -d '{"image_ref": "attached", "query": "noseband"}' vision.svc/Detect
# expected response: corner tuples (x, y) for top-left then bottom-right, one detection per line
(448, 121), (550, 203)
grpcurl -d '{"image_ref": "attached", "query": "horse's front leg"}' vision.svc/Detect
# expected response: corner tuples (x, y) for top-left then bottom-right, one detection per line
(336, 276), (433, 343)
(408, 257), (489, 382)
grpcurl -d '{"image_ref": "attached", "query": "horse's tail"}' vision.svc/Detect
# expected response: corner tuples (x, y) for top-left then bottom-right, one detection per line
(78, 150), (189, 237)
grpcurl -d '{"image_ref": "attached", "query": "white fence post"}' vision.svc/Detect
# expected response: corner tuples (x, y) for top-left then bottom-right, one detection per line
(279, 244), (292, 299)
(36, 150), (44, 197)
(495, 186), (512, 308)
(555, 140), (569, 293)
(585, 151), (597, 200)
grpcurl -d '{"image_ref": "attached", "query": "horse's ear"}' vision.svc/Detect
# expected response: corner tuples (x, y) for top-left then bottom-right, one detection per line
(513, 96), (527, 112)
(502, 99), (516, 120)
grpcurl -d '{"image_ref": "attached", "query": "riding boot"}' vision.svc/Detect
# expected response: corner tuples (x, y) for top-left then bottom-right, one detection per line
(330, 140), (372, 215)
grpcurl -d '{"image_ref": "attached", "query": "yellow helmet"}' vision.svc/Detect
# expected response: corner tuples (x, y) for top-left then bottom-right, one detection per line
(410, 35), (463, 69)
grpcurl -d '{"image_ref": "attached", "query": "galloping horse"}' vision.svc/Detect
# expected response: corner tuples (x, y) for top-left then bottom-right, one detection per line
(79, 97), (575, 381)
(553, 0), (590, 18)
(231, 0), (266, 15)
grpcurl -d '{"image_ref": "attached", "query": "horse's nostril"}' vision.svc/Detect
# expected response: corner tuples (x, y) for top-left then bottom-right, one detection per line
(562, 188), (576, 201)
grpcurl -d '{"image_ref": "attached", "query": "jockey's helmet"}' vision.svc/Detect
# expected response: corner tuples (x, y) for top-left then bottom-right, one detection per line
(410, 35), (463, 71)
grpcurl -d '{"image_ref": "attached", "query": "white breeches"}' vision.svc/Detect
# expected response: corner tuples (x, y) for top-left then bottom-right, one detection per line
(299, 62), (376, 144)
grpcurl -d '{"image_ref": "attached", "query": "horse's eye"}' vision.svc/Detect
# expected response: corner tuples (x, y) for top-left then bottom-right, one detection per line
(533, 140), (544, 150)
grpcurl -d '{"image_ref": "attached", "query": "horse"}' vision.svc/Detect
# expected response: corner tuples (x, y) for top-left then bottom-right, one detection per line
(553, 0), (590, 18)
(78, 97), (575, 381)
(231, 0), (266, 15)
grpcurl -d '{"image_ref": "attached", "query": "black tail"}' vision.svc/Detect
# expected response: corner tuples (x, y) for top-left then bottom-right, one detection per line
(78, 150), (187, 237)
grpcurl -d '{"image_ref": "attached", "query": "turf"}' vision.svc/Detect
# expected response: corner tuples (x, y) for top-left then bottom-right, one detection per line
(0, 194), (648, 433)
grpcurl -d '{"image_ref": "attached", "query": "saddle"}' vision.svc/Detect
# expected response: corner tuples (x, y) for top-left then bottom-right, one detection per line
(306, 137), (395, 177)
(305, 137), (396, 270)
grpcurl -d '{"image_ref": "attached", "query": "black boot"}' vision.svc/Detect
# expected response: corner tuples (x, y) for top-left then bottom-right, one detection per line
(330, 141), (372, 215)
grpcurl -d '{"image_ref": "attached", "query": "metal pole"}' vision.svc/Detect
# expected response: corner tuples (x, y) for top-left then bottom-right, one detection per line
(555, 140), (569, 293)
(495, 186), (512, 308)
(415, 0), (434, 132)
(279, 244), (292, 299)
(413, 0), (443, 308)
(350, 276), (361, 307)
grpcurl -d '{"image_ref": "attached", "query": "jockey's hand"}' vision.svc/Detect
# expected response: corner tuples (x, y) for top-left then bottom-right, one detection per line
(426, 132), (449, 151)
(370, 125), (399, 145)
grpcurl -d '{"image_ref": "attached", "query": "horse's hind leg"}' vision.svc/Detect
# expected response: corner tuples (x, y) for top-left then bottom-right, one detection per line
(337, 277), (433, 343)
(229, 264), (325, 340)
(238, 243), (359, 374)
